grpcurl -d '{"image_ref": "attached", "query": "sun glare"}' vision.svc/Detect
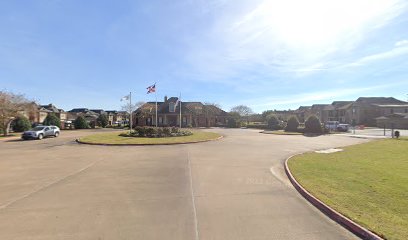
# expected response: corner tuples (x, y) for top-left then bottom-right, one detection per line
(237, 0), (403, 51)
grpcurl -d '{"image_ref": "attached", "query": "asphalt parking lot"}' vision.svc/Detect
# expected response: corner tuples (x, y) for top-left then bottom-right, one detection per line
(0, 128), (369, 240)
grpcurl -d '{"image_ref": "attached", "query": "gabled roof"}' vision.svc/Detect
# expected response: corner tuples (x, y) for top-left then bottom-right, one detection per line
(324, 101), (353, 111)
(90, 109), (106, 114)
(338, 102), (354, 110)
(311, 104), (330, 111)
(294, 106), (311, 113)
(40, 104), (63, 113)
(135, 97), (227, 115)
(69, 108), (89, 113)
(38, 107), (52, 113)
(355, 97), (406, 104)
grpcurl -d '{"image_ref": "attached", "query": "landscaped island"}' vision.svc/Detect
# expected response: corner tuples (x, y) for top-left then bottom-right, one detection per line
(78, 127), (222, 145)
(288, 138), (408, 240)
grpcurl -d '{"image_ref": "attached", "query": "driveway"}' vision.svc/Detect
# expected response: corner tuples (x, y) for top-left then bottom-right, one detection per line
(0, 128), (369, 240)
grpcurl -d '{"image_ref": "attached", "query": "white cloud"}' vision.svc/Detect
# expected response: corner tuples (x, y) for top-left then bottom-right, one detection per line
(346, 44), (408, 67)
(183, 0), (407, 83)
(395, 39), (408, 47)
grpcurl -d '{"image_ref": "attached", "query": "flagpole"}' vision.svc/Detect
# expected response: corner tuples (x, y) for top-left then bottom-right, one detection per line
(129, 91), (133, 133)
(155, 91), (158, 127)
(179, 93), (182, 128)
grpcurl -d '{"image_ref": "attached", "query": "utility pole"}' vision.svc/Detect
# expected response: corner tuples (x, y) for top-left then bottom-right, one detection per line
(129, 92), (133, 133)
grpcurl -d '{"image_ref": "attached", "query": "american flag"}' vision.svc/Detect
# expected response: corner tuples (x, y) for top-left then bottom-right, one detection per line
(146, 84), (156, 94)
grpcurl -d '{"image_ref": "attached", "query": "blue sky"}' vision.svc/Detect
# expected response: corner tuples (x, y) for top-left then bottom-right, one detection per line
(1, 0), (408, 113)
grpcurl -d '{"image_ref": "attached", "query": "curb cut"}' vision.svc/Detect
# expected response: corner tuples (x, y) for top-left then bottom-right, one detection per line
(284, 154), (383, 240)
(75, 135), (223, 146)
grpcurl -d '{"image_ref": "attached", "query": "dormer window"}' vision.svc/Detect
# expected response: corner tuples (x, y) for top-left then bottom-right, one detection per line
(169, 102), (175, 112)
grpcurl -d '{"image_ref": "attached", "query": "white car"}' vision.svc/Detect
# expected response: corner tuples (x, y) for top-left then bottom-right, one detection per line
(337, 124), (350, 132)
(22, 126), (60, 140)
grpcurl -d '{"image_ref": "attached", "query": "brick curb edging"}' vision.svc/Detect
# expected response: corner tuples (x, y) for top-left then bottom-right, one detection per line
(284, 154), (383, 240)
(75, 135), (223, 146)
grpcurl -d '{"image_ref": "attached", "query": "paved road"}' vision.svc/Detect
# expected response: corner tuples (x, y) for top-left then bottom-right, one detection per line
(0, 128), (369, 240)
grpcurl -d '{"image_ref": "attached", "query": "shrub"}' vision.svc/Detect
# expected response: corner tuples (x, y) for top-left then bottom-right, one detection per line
(163, 127), (171, 136)
(266, 114), (282, 130)
(74, 116), (89, 129)
(122, 126), (192, 138)
(97, 114), (109, 128)
(304, 115), (322, 133)
(145, 127), (157, 136)
(246, 124), (268, 129)
(296, 127), (305, 133)
(285, 116), (299, 132)
(227, 118), (240, 128)
(171, 126), (178, 133)
(13, 116), (31, 132)
(43, 113), (61, 128)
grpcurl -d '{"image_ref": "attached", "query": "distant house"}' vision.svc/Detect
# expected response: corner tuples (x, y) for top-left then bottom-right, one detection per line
(134, 96), (228, 127)
(90, 109), (106, 115)
(105, 110), (128, 125)
(321, 101), (353, 123)
(68, 108), (99, 127)
(310, 104), (330, 122)
(40, 104), (67, 128)
(341, 97), (408, 126)
(294, 106), (311, 122)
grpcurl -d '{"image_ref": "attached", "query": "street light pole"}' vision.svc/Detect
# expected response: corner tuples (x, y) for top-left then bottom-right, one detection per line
(129, 91), (133, 133)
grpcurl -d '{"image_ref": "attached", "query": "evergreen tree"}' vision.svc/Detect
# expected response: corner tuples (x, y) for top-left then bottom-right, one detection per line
(74, 116), (89, 129)
(13, 116), (31, 132)
(43, 113), (61, 128)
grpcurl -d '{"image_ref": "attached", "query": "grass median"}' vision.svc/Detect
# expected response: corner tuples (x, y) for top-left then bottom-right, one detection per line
(288, 138), (408, 240)
(78, 130), (222, 145)
(262, 130), (303, 135)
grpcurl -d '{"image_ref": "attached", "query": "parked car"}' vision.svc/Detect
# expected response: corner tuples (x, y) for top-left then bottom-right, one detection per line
(22, 126), (60, 140)
(337, 124), (350, 132)
(325, 121), (339, 131)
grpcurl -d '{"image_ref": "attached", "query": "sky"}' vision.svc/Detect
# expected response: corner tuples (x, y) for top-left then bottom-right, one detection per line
(1, 0), (408, 113)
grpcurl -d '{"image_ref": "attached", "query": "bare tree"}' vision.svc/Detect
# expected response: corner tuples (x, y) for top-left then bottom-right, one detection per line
(204, 102), (222, 127)
(121, 101), (145, 127)
(230, 105), (253, 124)
(0, 91), (34, 136)
(121, 101), (145, 115)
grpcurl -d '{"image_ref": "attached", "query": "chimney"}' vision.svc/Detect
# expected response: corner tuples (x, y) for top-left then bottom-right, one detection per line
(164, 96), (168, 102)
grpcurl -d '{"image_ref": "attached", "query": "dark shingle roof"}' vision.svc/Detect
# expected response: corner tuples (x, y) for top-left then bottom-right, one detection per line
(136, 97), (227, 115)
(356, 97), (406, 104)
(69, 108), (89, 113)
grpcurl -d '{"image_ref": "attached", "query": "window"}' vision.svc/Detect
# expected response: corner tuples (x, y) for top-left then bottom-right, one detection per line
(159, 117), (163, 124)
(390, 108), (394, 114)
(405, 109), (408, 113)
(183, 116), (187, 124)
(169, 102), (175, 112)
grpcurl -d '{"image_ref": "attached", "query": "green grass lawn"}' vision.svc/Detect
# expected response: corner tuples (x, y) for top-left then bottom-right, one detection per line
(78, 130), (222, 145)
(262, 130), (303, 135)
(288, 138), (408, 240)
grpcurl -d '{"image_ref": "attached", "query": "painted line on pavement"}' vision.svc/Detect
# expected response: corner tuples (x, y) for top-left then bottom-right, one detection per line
(187, 148), (200, 240)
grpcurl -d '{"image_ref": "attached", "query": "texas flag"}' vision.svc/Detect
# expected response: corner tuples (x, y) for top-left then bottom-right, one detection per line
(146, 84), (156, 94)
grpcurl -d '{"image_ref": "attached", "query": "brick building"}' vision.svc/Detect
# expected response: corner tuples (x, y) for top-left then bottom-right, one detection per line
(134, 96), (228, 127)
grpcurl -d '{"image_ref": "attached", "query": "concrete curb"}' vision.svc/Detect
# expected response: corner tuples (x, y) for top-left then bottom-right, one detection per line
(75, 135), (223, 146)
(284, 154), (383, 240)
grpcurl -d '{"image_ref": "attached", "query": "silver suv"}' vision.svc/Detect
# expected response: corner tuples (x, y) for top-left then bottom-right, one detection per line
(22, 126), (60, 140)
